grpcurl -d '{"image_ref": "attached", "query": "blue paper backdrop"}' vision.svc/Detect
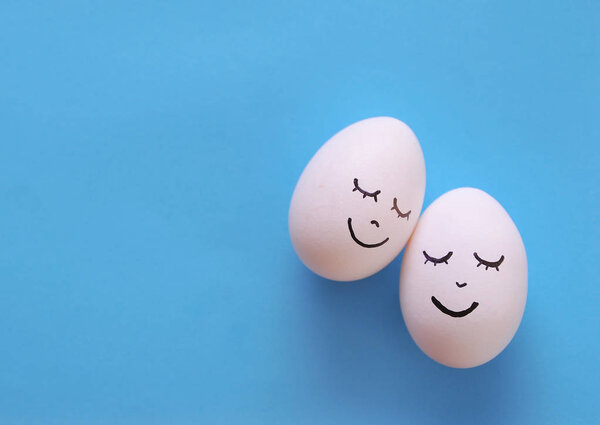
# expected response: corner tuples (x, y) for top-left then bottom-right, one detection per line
(1, 1), (598, 424)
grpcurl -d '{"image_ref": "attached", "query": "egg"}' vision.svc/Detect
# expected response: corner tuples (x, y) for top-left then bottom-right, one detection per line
(289, 117), (426, 281)
(399, 188), (527, 368)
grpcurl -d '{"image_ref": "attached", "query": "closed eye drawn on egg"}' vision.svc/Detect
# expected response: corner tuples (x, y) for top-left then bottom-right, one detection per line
(391, 197), (411, 220)
(423, 250), (453, 266)
(473, 252), (505, 271)
(352, 178), (380, 202)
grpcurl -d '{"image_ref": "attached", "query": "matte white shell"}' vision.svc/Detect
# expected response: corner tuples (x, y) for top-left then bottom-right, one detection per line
(289, 117), (426, 281)
(400, 188), (528, 368)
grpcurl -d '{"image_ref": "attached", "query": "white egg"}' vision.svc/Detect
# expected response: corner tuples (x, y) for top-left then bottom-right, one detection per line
(289, 117), (426, 281)
(399, 188), (527, 368)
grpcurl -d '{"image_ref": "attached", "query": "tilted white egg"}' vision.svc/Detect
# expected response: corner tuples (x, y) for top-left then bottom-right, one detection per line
(289, 117), (426, 281)
(399, 188), (528, 368)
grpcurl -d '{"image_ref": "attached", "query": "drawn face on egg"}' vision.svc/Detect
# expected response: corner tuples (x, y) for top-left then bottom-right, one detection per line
(346, 177), (412, 249)
(400, 188), (527, 368)
(423, 250), (505, 318)
(289, 117), (426, 281)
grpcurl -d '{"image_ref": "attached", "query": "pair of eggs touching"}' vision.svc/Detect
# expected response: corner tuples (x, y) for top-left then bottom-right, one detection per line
(289, 117), (527, 369)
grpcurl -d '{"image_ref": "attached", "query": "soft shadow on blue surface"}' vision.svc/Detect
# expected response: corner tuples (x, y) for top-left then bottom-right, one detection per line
(287, 254), (536, 425)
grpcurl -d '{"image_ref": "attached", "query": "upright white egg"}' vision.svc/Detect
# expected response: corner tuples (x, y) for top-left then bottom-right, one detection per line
(399, 188), (527, 368)
(289, 117), (426, 281)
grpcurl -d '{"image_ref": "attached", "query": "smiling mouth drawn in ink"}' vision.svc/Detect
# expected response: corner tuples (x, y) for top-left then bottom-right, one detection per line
(347, 178), (411, 249)
(431, 296), (479, 318)
(347, 217), (389, 248)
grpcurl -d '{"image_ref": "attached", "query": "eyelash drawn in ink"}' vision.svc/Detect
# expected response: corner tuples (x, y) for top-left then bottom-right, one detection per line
(391, 197), (411, 220)
(423, 251), (453, 266)
(473, 252), (505, 271)
(352, 178), (380, 202)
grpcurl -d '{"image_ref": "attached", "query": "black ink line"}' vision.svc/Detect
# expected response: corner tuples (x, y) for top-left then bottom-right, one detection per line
(353, 178), (380, 202)
(431, 296), (479, 318)
(391, 197), (411, 220)
(423, 250), (453, 265)
(347, 217), (389, 248)
(473, 252), (505, 271)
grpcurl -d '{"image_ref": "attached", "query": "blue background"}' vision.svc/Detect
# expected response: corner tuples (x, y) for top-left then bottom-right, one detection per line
(1, 1), (598, 423)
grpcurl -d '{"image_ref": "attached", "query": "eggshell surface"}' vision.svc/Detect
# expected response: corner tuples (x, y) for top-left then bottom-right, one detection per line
(399, 188), (527, 368)
(289, 117), (426, 281)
